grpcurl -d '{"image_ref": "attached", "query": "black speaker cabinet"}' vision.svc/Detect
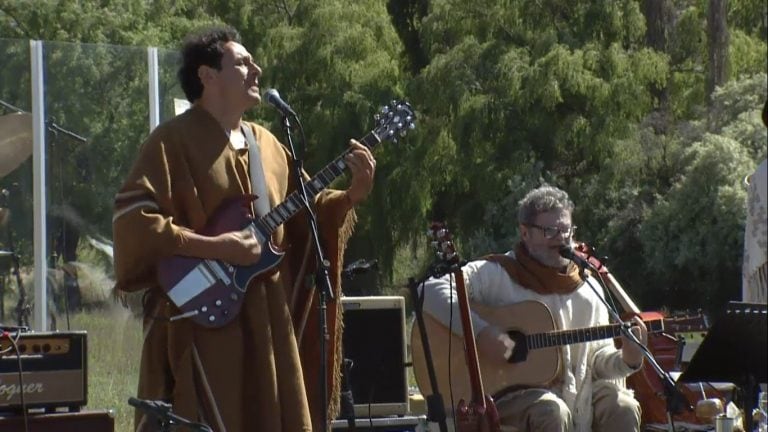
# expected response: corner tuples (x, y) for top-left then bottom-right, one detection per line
(341, 296), (408, 417)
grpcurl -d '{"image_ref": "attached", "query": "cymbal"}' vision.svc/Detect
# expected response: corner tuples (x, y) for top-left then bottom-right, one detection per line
(0, 112), (32, 177)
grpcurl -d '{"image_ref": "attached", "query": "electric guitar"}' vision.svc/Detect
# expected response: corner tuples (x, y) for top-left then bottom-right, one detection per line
(411, 297), (667, 415)
(428, 223), (501, 432)
(157, 101), (415, 328)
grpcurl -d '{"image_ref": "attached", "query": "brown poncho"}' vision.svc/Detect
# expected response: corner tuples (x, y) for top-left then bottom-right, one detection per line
(113, 105), (354, 431)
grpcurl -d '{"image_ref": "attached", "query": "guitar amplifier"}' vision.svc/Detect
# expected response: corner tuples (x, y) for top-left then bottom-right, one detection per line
(0, 331), (87, 412)
(340, 296), (408, 418)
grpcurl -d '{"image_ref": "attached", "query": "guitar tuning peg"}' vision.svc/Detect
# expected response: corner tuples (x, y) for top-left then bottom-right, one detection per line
(409, 123), (416, 130)
(399, 130), (407, 137)
(374, 114), (381, 122)
(381, 106), (390, 114)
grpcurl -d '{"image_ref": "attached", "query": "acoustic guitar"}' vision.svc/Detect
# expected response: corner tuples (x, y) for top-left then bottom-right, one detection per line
(411, 298), (667, 413)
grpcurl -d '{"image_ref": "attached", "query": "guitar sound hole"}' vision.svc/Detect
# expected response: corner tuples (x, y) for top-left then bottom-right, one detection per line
(506, 330), (528, 364)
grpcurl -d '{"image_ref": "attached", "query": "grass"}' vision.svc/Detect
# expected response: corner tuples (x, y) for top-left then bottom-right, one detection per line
(71, 305), (142, 432)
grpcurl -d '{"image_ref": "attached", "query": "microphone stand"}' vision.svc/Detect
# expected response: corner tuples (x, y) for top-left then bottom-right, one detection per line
(407, 262), (454, 432)
(128, 397), (212, 432)
(278, 113), (335, 432)
(573, 259), (692, 432)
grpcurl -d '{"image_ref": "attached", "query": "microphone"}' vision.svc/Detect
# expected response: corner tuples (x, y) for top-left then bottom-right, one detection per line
(263, 89), (297, 117)
(558, 244), (594, 271)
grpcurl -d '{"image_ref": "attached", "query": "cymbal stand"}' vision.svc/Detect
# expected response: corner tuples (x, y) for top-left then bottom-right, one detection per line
(0, 99), (24, 114)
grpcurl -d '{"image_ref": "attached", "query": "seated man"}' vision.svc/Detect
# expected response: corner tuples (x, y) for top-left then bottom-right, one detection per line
(421, 185), (647, 432)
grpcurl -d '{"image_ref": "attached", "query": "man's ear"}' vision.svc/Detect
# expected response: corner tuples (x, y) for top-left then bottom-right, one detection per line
(198, 65), (216, 87)
(519, 224), (529, 241)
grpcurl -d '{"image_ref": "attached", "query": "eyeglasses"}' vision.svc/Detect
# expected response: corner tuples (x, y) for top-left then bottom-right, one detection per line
(526, 223), (577, 239)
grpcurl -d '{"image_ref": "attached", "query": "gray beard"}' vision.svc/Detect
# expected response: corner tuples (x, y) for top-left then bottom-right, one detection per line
(529, 249), (570, 269)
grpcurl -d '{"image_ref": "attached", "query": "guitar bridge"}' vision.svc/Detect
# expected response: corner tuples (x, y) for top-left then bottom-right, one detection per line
(205, 259), (232, 285)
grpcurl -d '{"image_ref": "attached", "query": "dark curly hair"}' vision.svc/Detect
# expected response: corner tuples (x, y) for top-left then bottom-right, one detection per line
(177, 26), (242, 102)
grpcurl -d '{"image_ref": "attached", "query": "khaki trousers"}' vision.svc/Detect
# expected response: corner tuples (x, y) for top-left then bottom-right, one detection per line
(495, 382), (641, 432)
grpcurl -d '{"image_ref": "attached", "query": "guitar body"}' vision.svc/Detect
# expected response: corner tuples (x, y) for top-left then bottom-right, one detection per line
(156, 195), (285, 328)
(411, 300), (561, 411)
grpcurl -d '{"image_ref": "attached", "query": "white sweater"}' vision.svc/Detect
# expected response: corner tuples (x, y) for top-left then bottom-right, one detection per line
(420, 250), (638, 432)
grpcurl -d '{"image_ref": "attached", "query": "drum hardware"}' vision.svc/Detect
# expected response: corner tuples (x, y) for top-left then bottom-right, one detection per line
(0, 112), (32, 178)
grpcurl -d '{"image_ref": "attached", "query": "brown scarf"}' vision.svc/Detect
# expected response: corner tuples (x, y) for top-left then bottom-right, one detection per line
(483, 242), (583, 295)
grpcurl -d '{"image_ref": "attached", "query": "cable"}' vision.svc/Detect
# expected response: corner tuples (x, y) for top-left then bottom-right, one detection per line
(2, 330), (29, 432)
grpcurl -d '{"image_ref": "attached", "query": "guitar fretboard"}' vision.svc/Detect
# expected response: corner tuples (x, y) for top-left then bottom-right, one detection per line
(251, 131), (380, 238)
(526, 319), (663, 350)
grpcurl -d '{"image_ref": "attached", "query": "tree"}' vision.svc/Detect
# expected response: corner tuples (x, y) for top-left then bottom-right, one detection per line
(707, 0), (730, 109)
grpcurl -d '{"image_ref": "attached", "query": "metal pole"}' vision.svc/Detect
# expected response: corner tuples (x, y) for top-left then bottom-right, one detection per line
(30, 39), (48, 331)
(148, 47), (160, 130)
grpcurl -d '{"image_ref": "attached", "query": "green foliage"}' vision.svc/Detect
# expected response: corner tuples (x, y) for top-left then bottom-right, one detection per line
(398, 0), (668, 257)
(640, 134), (754, 311)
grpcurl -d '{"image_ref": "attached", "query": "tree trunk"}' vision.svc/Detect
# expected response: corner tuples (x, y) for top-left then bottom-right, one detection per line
(386, 0), (430, 75)
(707, 0), (729, 105)
(643, 0), (673, 132)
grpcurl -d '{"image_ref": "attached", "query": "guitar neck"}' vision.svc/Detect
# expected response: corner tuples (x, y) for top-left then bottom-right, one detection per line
(252, 131), (380, 237)
(526, 319), (662, 350)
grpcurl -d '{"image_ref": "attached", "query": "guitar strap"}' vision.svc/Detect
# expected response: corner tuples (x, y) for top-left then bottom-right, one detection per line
(243, 124), (270, 217)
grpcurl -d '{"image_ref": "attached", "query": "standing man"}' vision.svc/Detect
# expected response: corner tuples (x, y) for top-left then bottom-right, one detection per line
(113, 26), (375, 431)
(421, 185), (647, 432)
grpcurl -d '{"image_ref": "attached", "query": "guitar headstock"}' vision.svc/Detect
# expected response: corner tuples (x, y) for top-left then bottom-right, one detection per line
(372, 100), (416, 144)
(428, 222), (460, 266)
(664, 311), (710, 333)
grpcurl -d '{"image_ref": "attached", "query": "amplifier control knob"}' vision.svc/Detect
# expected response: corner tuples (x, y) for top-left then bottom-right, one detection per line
(208, 315), (216, 322)
(201, 306), (208, 312)
(215, 300), (222, 307)
(43, 344), (51, 353)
